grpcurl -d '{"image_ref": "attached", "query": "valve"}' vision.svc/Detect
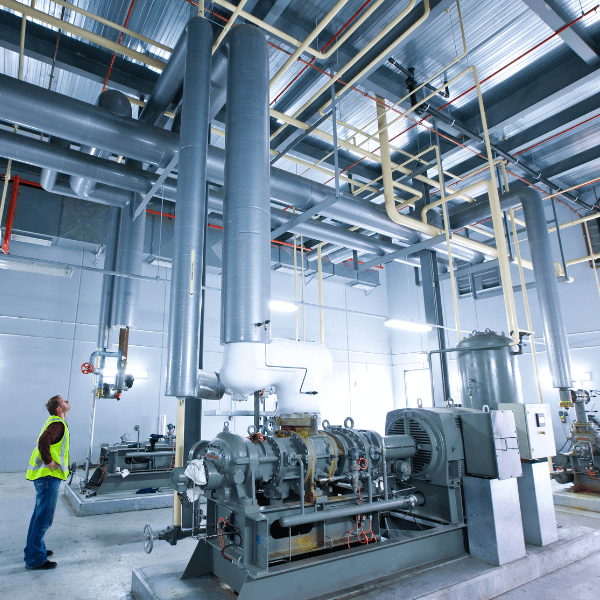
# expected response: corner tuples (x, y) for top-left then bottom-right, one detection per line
(81, 362), (94, 374)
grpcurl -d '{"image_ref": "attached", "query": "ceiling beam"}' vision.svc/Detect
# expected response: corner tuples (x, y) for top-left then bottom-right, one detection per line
(0, 8), (157, 96)
(521, 0), (600, 66)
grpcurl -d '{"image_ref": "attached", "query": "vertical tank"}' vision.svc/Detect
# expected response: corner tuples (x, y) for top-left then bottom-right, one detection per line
(456, 330), (523, 410)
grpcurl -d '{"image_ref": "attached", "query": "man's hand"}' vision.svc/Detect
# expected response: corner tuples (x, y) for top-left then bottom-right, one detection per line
(46, 460), (60, 471)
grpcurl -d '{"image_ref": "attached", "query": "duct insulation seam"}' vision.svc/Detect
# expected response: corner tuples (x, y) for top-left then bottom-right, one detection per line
(220, 340), (333, 414)
(166, 16), (213, 398)
(221, 25), (271, 345)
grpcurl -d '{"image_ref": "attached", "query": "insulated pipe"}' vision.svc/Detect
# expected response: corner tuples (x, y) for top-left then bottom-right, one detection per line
(279, 493), (424, 528)
(165, 17), (213, 398)
(97, 206), (121, 351)
(450, 187), (573, 390)
(70, 90), (133, 199)
(112, 198), (146, 329)
(0, 75), (486, 264)
(221, 25), (271, 345)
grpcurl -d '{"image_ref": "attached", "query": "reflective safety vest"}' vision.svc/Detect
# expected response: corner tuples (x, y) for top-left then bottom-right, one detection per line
(26, 415), (70, 481)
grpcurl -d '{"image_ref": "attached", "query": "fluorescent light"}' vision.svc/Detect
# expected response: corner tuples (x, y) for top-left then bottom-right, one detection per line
(101, 369), (148, 379)
(270, 299), (298, 312)
(10, 233), (52, 246)
(385, 319), (432, 332)
(0, 255), (72, 277)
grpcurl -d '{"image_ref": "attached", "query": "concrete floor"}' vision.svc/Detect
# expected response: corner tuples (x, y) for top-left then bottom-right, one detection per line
(2, 471), (600, 600)
(0, 473), (195, 600)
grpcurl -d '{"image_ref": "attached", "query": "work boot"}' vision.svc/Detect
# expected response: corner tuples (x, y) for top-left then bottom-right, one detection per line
(27, 560), (57, 570)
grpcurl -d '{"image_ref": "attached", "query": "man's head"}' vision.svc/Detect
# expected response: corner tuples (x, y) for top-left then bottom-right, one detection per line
(46, 395), (71, 418)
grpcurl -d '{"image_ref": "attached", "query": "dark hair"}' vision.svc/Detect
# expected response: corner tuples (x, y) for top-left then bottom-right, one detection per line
(46, 395), (62, 416)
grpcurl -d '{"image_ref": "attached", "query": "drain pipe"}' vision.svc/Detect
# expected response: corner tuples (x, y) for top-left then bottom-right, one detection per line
(450, 187), (573, 395)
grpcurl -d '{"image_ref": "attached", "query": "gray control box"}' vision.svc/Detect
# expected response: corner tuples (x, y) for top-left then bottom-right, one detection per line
(495, 403), (556, 460)
(461, 410), (522, 479)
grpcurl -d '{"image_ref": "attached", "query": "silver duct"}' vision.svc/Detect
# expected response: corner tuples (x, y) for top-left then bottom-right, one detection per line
(165, 17), (213, 398)
(221, 25), (271, 345)
(450, 187), (573, 390)
(0, 74), (484, 265)
(112, 199), (146, 328)
(70, 90), (133, 198)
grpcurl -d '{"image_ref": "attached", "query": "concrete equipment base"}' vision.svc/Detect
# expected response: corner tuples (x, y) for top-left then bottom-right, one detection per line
(64, 481), (173, 516)
(131, 524), (600, 600)
(553, 482), (600, 512)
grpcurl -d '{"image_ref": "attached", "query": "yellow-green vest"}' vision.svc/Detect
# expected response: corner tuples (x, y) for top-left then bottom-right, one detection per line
(26, 415), (70, 481)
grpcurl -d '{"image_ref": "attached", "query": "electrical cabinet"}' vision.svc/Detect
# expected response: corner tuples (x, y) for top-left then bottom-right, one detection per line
(495, 403), (556, 460)
(460, 410), (522, 479)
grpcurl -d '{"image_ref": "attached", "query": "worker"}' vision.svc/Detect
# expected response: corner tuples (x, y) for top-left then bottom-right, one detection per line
(23, 395), (71, 570)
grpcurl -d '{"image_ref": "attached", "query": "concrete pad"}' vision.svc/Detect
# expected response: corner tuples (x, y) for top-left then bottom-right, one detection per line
(131, 523), (600, 600)
(552, 481), (600, 513)
(64, 481), (173, 516)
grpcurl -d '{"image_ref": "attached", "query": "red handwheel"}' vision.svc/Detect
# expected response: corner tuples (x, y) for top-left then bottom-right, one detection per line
(81, 362), (94, 375)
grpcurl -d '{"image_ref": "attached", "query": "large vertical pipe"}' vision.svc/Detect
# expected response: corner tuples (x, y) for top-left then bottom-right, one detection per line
(165, 16), (213, 397)
(520, 191), (573, 391)
(221, 25), (271, 345)
(112, 196), (146, 328)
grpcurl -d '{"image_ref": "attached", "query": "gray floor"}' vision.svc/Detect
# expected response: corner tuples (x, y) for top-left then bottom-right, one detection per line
(2, 471), (600, 600)
(0, 472), (194, 600)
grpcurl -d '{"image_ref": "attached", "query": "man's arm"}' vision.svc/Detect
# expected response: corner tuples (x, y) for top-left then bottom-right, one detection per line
(38, 422), (65, 468)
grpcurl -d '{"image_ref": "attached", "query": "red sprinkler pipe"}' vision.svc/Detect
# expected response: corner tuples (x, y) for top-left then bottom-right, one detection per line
(2, 175), (20, 254)
(101, 0), (137, 92)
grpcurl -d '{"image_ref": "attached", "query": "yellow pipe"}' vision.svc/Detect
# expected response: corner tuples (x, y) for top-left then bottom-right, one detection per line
(214, 0), (387, 61)
(1, 0), (166, 71)
(270, 0), (351, 88)
(301, 235), (306, 342)
(549, 211), (600, 233)
(317, 243), (325, 345)
(44, 0), (173, 53)
(269, 0), (422, 142)
(567, 252), (600, 267)
(173, 397), (185, 527)
(212, 0), (248, 54)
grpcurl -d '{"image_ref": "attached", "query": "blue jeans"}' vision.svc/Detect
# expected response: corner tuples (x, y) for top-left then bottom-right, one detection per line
(24, 476), (61, 568)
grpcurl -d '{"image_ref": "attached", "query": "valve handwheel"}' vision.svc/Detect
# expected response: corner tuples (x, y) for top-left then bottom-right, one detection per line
(81, 362), (94, 375)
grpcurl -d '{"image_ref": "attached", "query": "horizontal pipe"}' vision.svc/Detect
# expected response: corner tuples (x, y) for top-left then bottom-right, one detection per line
(0, 76), (485, 264)
(279, 493), (424, 528)
(124, 451), (175, 458)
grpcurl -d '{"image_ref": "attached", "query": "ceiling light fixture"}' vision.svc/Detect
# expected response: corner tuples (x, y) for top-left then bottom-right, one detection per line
(384, 319), (432, 332)
(0, 255), (73, 277)
(10, 233), (52, 246)
(349, 281), (378, 291)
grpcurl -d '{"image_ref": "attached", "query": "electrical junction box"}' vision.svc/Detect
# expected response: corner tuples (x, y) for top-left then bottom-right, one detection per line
(460, 410), (522, 480)
(495, 403), (556, 460)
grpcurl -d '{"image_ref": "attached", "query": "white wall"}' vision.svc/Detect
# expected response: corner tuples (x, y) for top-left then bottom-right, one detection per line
(0, 240), (395, 472)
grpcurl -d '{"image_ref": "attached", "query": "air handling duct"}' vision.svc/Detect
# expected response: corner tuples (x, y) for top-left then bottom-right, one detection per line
(165, 16), (214, 399)
(0, 73), (485, 266)
(450, 187), (573, 391)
